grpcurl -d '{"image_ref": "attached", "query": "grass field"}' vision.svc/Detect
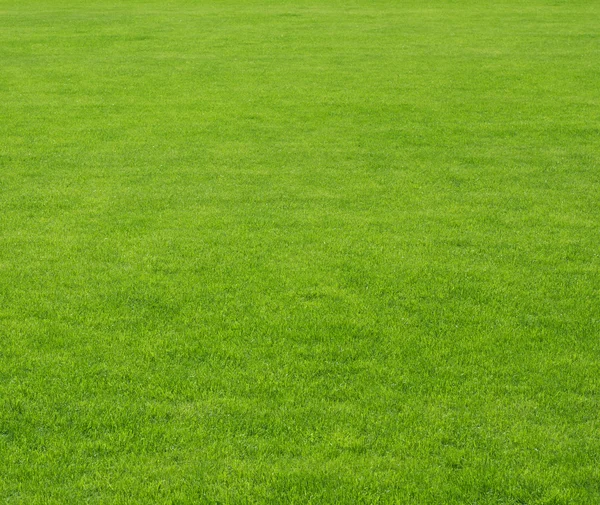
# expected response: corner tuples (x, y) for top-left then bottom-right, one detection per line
(1, 0), (599, 503)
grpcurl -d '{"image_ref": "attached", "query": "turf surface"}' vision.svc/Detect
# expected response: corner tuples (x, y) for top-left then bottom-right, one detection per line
(1, 0), (599, 503)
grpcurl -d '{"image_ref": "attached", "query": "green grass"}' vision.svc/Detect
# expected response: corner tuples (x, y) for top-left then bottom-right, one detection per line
(1, 0), (599, 503)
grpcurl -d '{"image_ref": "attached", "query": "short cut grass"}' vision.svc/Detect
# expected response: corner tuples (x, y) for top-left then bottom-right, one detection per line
(1, 0), (599, 503)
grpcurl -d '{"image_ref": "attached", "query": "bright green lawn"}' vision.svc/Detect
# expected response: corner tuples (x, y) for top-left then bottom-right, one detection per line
(1, 0), (599, 503)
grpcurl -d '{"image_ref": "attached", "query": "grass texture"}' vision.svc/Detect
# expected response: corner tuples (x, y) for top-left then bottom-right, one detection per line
(1, 0), (599, 503)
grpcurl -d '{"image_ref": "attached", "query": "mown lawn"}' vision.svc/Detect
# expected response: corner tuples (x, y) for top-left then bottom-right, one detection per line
(1, 0), (599, 503)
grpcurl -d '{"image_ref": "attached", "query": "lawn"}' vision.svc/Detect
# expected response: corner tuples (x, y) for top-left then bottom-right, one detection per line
(0, 0), (599, 503)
